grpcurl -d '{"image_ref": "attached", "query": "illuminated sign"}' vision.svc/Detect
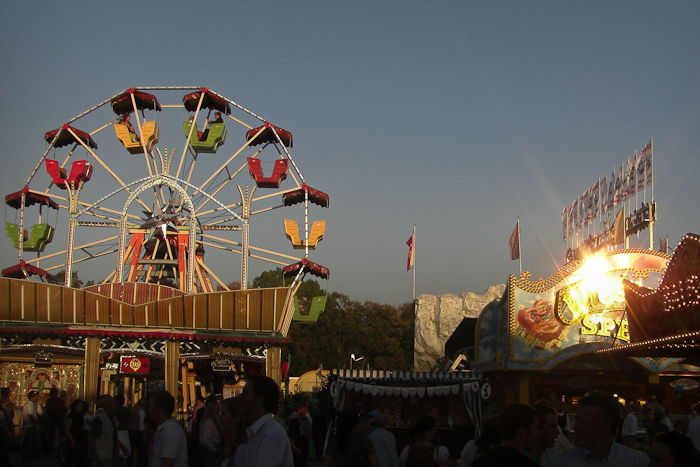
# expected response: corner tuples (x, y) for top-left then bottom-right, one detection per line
(580, 314), (629, 342)
(555, 256), (626, 325)
(120, 357), (151, 374)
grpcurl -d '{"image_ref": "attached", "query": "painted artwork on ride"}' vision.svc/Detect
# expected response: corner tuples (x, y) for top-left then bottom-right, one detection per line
(475, 248), (671, 371)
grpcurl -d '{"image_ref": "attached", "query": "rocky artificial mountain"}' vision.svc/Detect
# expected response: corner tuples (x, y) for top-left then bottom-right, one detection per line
(413, 284), (506, 371)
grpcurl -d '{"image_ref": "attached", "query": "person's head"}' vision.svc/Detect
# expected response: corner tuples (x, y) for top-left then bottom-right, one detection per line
(532, 403), (559, 450)
(534, 389), (557, 407)
(124, 114), (130, 122)
(214, 112), (221, 119)
(351, 395), (365, 414)
(70, 398), (86, 414)
(237, 375), (280, 418)
(219, 398), (246, 450)
(201, 400), (220, 423)
(499, 403), (540, 451)
(415, 415), (437, 439)
(99, 394), (116, 416)
(188, 116), (194, 122)
(373, 413), (388, 430)
(426, 404), (440, 422)
(115, 394), (125, 406)
(573, 392), (619, 449)
(49, 387), (59, 398)
(295, 400), (309, 416)
(28, 390), (39, 402)
(650, 431), (697, 467)
(148, 391), (175, 424)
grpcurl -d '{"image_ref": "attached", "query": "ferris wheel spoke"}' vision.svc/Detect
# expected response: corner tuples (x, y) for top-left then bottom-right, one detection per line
(23, 235), (119, 265)
(44, 248), (118, 271)
(195, 257), (228, 291)
(197, 131), (262, 194)
(67, 127), (150, 212)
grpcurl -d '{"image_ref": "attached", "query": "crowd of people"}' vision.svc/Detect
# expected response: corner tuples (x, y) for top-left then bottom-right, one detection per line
(0, 375), (299, 467)
(457, 391), (700, 467)
(3, 382), (700, 467)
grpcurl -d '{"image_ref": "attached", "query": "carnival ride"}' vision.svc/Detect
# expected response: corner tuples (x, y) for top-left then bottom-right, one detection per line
(1, 87), (331, 399)
(2, 87), (329, 299)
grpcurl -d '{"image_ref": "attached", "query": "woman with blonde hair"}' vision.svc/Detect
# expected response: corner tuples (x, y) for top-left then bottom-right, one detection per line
(218, 398), (247, 467)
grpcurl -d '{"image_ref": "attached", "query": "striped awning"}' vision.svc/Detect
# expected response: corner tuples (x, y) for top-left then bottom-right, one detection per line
(330, 369), (479, 382)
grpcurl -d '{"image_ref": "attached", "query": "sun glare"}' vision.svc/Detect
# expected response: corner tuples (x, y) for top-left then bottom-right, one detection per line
(564, 255), (625, 321)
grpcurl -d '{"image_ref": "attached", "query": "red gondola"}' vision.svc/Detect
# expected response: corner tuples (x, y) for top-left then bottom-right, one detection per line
(46, 160), (93, 189)
(283, 183), (329, 208)
(111, 88), (162, 115)
(246, 122), (293, 148)
(182, 88), (231, 114)
(44, 125), (98, 149)
(2, 260), (56, 281)
(283, 258), (329, 280)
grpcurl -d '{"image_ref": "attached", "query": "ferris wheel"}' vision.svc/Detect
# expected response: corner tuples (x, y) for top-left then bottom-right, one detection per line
(3, 87), (329, 294)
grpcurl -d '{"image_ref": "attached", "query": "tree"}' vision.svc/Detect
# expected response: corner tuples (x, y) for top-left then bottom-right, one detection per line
(249, 268), (415, 377)
(48, 270), (85, 288)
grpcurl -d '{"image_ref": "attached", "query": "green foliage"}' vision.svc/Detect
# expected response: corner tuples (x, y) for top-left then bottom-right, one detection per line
(48, 270), (84, 288)
(285, 293), (414, 376)
(248, 268), (415, 377)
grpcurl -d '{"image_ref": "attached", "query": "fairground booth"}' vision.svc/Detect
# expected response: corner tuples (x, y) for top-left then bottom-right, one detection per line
(328, 369), (482, 456)
(0, 86), (330, 423)
(471, 139), (700, 416)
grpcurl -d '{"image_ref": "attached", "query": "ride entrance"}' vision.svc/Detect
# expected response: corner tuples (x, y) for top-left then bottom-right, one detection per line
(0, 87), (329, 407)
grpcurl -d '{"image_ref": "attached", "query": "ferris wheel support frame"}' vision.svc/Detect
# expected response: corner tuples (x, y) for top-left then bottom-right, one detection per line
(116, 175), (197, 292)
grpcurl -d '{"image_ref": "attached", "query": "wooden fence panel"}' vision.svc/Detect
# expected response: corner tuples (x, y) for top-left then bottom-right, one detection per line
(221, 292), (234, 330)
(207, 294), (221, 330)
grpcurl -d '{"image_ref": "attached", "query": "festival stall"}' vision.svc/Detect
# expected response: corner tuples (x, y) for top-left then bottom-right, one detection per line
(327, 369), (482, 456)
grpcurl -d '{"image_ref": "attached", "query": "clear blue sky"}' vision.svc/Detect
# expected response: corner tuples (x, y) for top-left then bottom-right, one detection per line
(1, 2), (698, 306)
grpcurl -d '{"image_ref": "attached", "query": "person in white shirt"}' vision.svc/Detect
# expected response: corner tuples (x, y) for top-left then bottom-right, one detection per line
(368, 414), (399, 467)
(547, 392), (647, 467)
(22, 390), (42, 467)
(148, 391), (188, 467)
(621, 404), (638, 447)
(687, 402), (700, 451)
(237, 375), (293, 467)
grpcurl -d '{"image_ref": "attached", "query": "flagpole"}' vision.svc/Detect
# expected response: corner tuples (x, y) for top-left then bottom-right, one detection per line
(518, 217), (522, 277)
(650, 138), (654, 250)
(412, 224), (416, 301)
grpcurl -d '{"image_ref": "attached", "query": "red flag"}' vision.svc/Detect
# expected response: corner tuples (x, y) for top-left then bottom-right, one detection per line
(406, 229), (415, 271)
(509, 221), (520, 260)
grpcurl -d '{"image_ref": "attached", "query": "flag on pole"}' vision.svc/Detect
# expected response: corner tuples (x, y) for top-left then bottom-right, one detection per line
(607, 169), (615, 211)
(614, 165), (623, 205)
(406, 228), (415, 271)
(509, 220), (520, 260)
(659, 237), (668, 255)
(646, 139), (653, 187)
(636, 148), (646, 192)
(562, 206), (568, 241)
(591, 180), (600, 219)
(600, 173), (608, 214)
(612, 207), (625, 245)
(627, 152), (637, 197)
(568, 199), (577, 237)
